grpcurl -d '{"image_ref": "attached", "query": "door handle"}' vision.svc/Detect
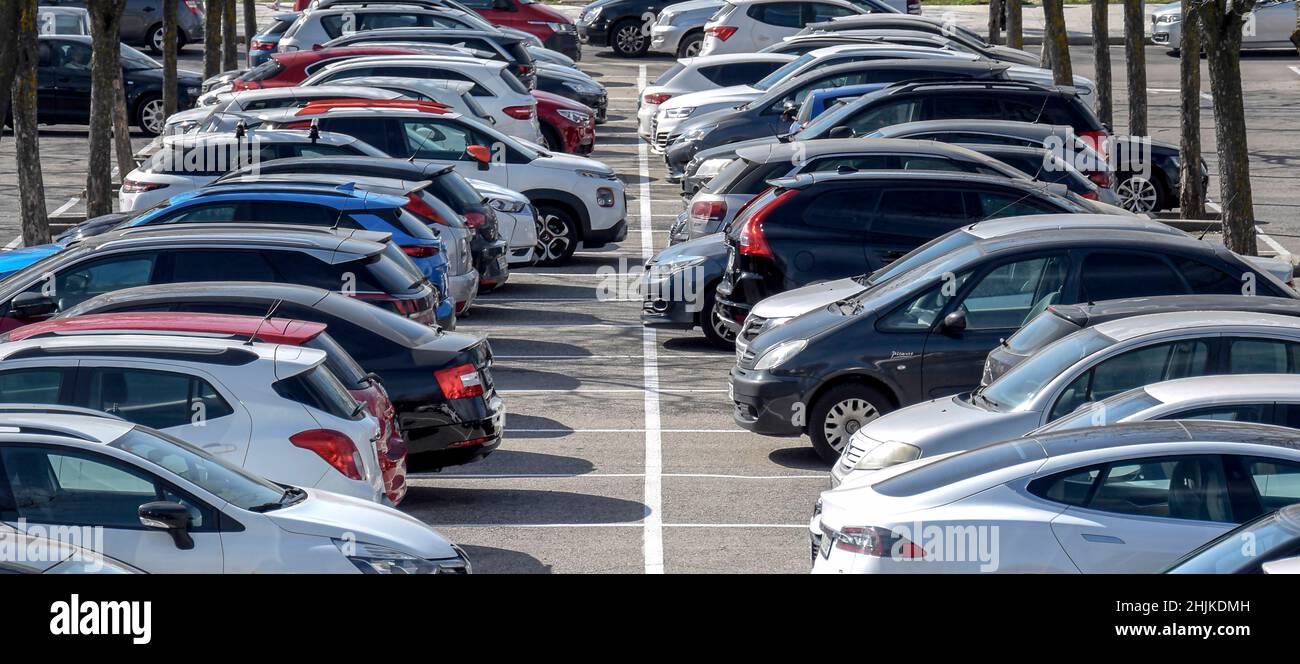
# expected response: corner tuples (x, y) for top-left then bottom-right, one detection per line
(1081, 533), (1125, 544)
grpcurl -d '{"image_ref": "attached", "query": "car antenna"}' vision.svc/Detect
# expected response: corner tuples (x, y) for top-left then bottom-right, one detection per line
(407, 118), (443, 163)
(244, 299), (283, 346)
(309, 118), (321, 144)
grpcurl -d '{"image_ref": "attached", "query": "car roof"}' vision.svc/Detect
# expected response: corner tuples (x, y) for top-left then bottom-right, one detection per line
(159, 129), (359, 148)
(182, 181), (408, 207)
(0, 333), (320, 370)
(8, 313), (327, 345)
(734, 137), (997, 163)
(873, 119), (1071, 139)
(223, 156), (454, 181)
(771, 168), (1038, 190)
(965, 214), (1183, 239)
(319, 54), (505, 69)
(1046, 295), (1300, 327)
(72, 281), (335, 310)
(0, 411), (136, 444)
(682, 53), (795, 66)
(84, 225), (386, 259)
(1026, 420), (1300, 457)
(333, 27), (519, 42)
(780, 59), (1008, 90)
(1092, 310), (1300, 341)
(1141, 373), (1300, 405)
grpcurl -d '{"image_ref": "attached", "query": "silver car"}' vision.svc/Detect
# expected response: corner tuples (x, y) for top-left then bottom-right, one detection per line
(1150, 0), (1297, 53)
(650, 0), (725, 57)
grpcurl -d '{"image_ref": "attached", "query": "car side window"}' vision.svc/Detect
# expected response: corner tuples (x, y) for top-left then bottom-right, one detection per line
(843, 100), (921, 134)
(81, 367), (235, 430)
(927, 95), (1002, 121)
(799, 188), (880, 231)
(1174, 257), (1253, 295)
(807, 155), (893, 173)
(748, 2), (804, 28)
(872, 188), (969, 241)
(956, 256), (1068, 331)
(1079, 252), (1189, 301)
(1225, 337), (1300, 374)
(149, 202), (241, 225)
(237, 201), (343, 227)
(1050, 339), (1214, 420)
(976, 190), (1064, 219)
(1238, 456), (1300, 512)
(1158, 403), (1273, 424)
(806, 2), (857, 22)
(1086, 455), (1236, 523)
(878, 274), (971, 332)
(399, 119), (479, 161)
(317, 118), (395, 155)
(43, 253), (160, 311)
(0, 368), (72, 405)
(166, 250), (278, 283)
(1027, 466), (1102, 506)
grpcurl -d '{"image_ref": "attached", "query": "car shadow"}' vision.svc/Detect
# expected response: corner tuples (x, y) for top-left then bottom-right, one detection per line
(457, 545), (553, 574)
(503, 412), (575, 437)
(401, 486), (650, 525)
(768, 446), (831, 472)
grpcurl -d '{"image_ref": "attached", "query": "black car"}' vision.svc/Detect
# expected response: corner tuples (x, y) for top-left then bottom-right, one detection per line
(536, 65), (608, 122)
(984, 294), (1300, 385)
(322, 27), (539, 89)
(959, 144), (1111, 203)
(60, 281), (505, 471)
(728, 226), (1295, 461)
(714, 170), (1089, 331)
(1110, 135), (1207, 213)
(642, 232), (735, 348)
(576, 0), (694, 57)
(667, 78), (1108, 180)
(33, 35), (202, 135)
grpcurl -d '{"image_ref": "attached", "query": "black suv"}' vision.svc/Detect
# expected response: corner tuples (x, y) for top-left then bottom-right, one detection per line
(714, 170), (1088, 331)
(729, 227), (1295, 461)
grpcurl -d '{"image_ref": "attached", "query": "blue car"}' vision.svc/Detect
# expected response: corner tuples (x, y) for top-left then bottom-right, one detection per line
(248, 12), (299, 68)
(790, 83), (889, 133)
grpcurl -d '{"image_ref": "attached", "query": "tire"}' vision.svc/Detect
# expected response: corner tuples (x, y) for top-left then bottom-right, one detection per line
(676, 31), (704, 59)
(1116, 172), (1165, 213)
(807, 383), (893, 464)
(135, 95), (165, 136)
(699, 282), (735, 350)
(148, 24), (164, 54)
(534, 204), (579, 266)
(540, 123), (564, 153)
(610, 18), (650, 57)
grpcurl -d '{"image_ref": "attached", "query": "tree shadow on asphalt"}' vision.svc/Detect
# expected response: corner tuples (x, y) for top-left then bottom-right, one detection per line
(768, 446), (831, 471)
(457, 545), (553, 574)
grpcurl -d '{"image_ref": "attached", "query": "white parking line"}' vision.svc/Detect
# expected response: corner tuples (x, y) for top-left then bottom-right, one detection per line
(638, 63), (665, 576)
(412, 473), (825, 480)
(507, 428), (748, 433)
(1289, 65), (1300, 78)
(499, 388), (727, 394)
(1208, 200), (1293, 261)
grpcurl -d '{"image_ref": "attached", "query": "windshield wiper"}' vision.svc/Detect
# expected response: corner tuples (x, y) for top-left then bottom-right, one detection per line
(851, 273), (873, 286)
(248, 487), (307, 513)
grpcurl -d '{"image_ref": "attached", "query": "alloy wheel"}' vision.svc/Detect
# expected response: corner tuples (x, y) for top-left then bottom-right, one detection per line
(1117, 175), (1159, 213)
(614, 24), (647, 55)
(535, 213), (574, 263)
(140, 99), (166, 135)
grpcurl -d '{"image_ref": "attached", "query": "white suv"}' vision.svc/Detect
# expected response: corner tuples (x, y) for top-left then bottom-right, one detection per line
(701, 0), (866, 55)
(261, 102), (627, 265)
(0, 410), (469, 573)
(0, 334), (387, 503)
(278, 3), (497, 52)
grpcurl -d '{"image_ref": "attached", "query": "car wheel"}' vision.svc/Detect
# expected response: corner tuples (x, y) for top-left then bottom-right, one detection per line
(534, 205), (579, 266)
(610, 19), (650, 57)
(676, 31), (704, 59)
(700, 282), (735, 350)
(135, 96), (165, 136)
(1116, 173), (1162, 213)
(148, 24), (164, 54)
(808, 383), (892, 464)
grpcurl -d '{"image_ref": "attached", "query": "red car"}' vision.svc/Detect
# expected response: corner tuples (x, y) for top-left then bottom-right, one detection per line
(5, 312), (409, 505)
(534, 90), (595, 155)
(232, 46), (426, 91)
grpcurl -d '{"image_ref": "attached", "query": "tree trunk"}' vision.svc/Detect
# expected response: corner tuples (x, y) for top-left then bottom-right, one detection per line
(1198, 1), (1256, 255)
(14, 0), (47, 245)
(988, 0), (1003, 46)
(1042, 0), (1073, 85)
(86, 1), (128, 219)
(112, 73), (135, 179)
(163, 0), (178, 117)
(1124, 0), (1147, 136)
(1007, 0), (1023, 50)
(1092, 0), (1112, 129)
(0, 0), (19, 145)
(204, 0), (223, 80)
(222, 0), (238, 72)
(243, 0), (258, 60)
(1178, 5), (1205, 219)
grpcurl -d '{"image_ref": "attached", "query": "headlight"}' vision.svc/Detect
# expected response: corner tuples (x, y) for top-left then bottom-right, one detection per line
(683, 124), (717, 142)
(662, 106), (696, 119)
(334, 539), (451, 574)
(558, 108), (592, 124)
(650, 255), (706, 278)
(1157, 14), (1179, 23)
(854, 440), (921, 471)
(754, 339), (806, 371)
(535, 21), (576, 33)
(695, 157), (733, 180)
(488, 197), (526, 214)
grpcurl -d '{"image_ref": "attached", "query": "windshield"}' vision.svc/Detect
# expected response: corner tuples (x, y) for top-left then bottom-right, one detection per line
(754, 54), (813, 91)
(873, 438), (1046, 497)
(121, 44), (160, 70)
(1005, 310), (1083, 354)
(867, 229), (978, 286)
(1033, 390), (1162, 433)
(111, 428), (287, 509)
(1167, 510), (1300, 574)
(851, 243), (984, 305)
(800, 87), (890, 137)
(980, 329), (1116, 411)
(703, 157), (752, 194)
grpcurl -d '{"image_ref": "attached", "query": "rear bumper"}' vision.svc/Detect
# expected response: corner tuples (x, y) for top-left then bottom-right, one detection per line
(476, 239), (511, 288)
(403, 394), (506, 471)
(714, 272), (766, 334)
(545, 31), (582, 59)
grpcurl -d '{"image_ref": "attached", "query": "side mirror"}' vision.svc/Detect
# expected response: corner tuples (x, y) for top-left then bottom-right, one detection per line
(10, 292), (57, 319)
(138, 501), (194, 550)
(466, 144), (492, 170)
(827, 125), (853, 140)
(941, 310), (967, 336)
(780, 100), (798, 123)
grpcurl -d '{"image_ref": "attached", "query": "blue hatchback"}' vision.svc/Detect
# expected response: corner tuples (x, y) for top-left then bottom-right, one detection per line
(248, 12), (299, 68)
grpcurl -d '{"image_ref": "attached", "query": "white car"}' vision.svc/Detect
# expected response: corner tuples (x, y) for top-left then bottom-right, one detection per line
(0, 334), (387, 503)
(650, 0), (727, 57)
(119, 129), (391, 212)
(832, 311), (1300, 487)
(278, 2), (497, 52)
(321, 75), (544, 145)
(259, 103), (627, 265)
(700, 0), (867, 55)
(0, 410), (469, 573)
(813, 420), (1300, 573)
(1151, 0), (1297, 53)
(638, 53), (796, 139)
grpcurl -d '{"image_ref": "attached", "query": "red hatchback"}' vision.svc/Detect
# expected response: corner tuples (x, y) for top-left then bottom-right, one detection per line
(5, 312), (409, 504)
(232, 46), (426, 91)
(534, 90), (595, 154)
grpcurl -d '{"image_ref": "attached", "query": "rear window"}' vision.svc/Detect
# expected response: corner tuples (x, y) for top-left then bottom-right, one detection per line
(872, 439), (1047, 497)
(366, 244), (427, 294)
(427, 170), (487, 214)
(725, 162), (794, 196)
(654, 63), (685, 85)
(303, 332), (372, 391)
(272, 365), (363, 421)
(499, 68), (530, 95)
(324, 294), (441, 347)
(240, 59), (284, 82)
(1006, 310), (1084, 355)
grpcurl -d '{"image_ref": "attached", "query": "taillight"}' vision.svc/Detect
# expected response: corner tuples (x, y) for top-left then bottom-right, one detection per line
(690, 199), (726, 222)
(738, 189), (797, 259)
(834, 526), (925, 558)
(644, 92), (672, 105)
(403, 244), (440, 258)
(290, 429), (363, 480)
(517, 64), (535, 78)
(404, 193), (449, 226)
(435, 363), (484, 400)
(1086, 170), (1113, 189)
(184, 0), (201, 15)
(121, 179), (168, 193)
(1079, 129), (1110, 161)
(706, 26), (738, 41)
(251, 40), (275, 51)
(502, 105), (535, 120)
(464, 211), (487, 228)
(1081, 190), (1099, 201)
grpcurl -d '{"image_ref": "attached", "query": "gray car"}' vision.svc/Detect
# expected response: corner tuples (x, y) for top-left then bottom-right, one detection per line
(649, 0), (724, 57)
(47, 0), (205, 53)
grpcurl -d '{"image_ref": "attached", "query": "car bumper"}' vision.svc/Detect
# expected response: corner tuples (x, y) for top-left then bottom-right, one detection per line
(714, 272), (765, 334)
(404, 394), (506, 471)
(640, 258), (710, 329)
(650, 24), (685, 53)
(448, 270), (479, 313)
(476, 239), (511, 288)
(576, 20), (607, 47)
(583, 218), (628, 247)
(545, 31), (582, 60)
(664, 140), (698, 181)
(729, 365), (805, 437)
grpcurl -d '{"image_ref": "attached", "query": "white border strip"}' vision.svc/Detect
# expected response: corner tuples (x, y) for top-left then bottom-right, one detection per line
(638, 64), (664, 575)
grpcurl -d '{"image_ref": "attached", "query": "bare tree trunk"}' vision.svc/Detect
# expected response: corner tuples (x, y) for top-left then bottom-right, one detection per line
(204, 0), (223, 79)
(222, 0), (238, 72)
(243, 0), (258, 62)
(1178, 5), (1205, 219)
(112, 73), (135, 179)
(163, 0), (178, 117)
(988, 0), (1004, 46)
(1043, 0), (1073, 85)
(1092, 0), (1113, 129)
(86, 1), (129, 219)
(1124, 0), (1148, 136)
(1007, 0), (1023, 50)
(1197, 0), (1256, 255)
(0, 0), (19, 146)
(14, 0), (47, 245)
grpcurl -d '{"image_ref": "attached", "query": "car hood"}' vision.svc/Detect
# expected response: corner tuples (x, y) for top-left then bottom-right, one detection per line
(660, 85), (758, 112)
(691, 135), (782, 166)
(1151, 3), (1181, 19)
(652, 231), (730, 264)
(528, 2), (572, 23)
(539, 62), (599, 85)
(467, 178), (528, 204)
(164, 106), (211, 129)
(751, 277), (866, 320)
(268, 488), (459, 559)
(851, 394), (1031, 456)
(535, 150), (616, 176)
(663, 0), (725, 19)
(986, 45), (1042, 66)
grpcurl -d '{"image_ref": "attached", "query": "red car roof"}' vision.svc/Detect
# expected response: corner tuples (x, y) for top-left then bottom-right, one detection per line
(272, 46), (427, 66)
(295, 99), (452, 116)
(8, 313), (327, 345)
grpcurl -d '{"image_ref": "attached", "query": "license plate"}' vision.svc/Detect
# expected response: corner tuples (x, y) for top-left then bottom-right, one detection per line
(818, 531), (833, 559)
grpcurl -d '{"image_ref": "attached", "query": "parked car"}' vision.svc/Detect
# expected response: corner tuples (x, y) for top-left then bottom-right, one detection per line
(642, 231), (735, 347)
(442, 0), (582, 58)
(0, 410), (470, 573)
(322, 27), (540, 88)
(536, 63), (608, 122)
(35, 5), (89, 35)
(278, 2), (498, 52)
(47, 0), (205, 53)
(63, 281), (505, 472)
(797, 13), (1042, 66)
(731, 227), (1295, 461)
(764, 28), (1022, 62)
(1151, 0), (1297, 54)
(984, 295), (1300, 385)
(1166, 503), (1300, 574)
(534, 89), (598, 154)
(32, 35), (202, 135)
(649, 0), (727, 57)
(962, 144), (1121, 207)
(230, 46), (432, 92)
(579, 0), (704, 57)
(4, 312), (410, 504)
(638, 53), (797, 140)
(249, 11), (300, 67)
(700, 0), (872, 56)
(812, 420), (1300, 573)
